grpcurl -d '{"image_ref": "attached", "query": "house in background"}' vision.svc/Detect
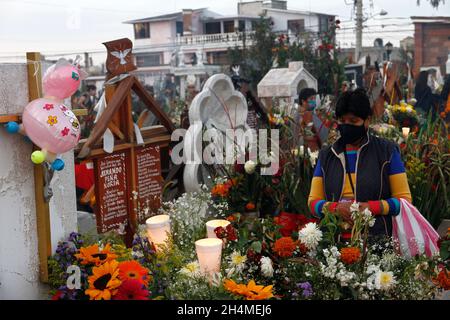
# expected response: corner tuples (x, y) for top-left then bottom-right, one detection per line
(412, 16), (450, 76)
(124, 0), (336, 99)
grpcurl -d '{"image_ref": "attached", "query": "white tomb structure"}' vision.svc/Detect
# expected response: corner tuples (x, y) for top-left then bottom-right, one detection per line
(257, 61), (317, 105)
(0, 62), (78, 299)
(183, 74), (250, 192)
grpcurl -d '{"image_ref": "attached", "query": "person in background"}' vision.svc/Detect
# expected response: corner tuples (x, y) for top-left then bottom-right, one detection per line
(414, 70), (440, 118)
(75, 160), (95, 213)
(308, 88), (412, 241)
(298, 88), (321, 151)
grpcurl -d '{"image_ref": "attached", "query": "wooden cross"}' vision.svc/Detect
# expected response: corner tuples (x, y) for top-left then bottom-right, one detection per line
(76, 39), (175, 246)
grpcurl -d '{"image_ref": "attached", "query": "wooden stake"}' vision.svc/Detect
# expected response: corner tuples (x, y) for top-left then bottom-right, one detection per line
(27, 52), (51, 283)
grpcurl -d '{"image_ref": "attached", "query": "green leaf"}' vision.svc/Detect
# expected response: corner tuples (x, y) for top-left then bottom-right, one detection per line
(250, 241), (262, 253)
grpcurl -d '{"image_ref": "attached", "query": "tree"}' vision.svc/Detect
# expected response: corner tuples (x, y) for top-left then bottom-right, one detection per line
(416, 0), (445, 8)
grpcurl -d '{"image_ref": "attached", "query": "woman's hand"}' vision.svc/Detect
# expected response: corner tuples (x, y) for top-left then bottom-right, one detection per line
(335, 202), (354, 227)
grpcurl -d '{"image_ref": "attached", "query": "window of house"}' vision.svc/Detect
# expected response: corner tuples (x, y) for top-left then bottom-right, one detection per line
(287, 19), (305, 34)
(134, 23), (150, 39)
(319, 16), (329, 33)
(205, 22), (221, 34)
(176, 21), (184, 36)
(238, 20), (246, 32)
(223, 20), (235, 33)
(206, 51), (230, 65)
(136, 53), (162, 67)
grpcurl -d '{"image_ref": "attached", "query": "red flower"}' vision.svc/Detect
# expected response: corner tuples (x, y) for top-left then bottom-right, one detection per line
(114, 279), (149, 300)
(43, 103), (54, 111)
(247, 248), (262, 264)
(226, 224), (238, 241)
(274, 212), (315, 237)
(51, 290), (64, 300)
(234, 163), (245, 173)
(214, 226), (227, 239)
(245, 202), (256, 211)
(61, 127), (70, 136)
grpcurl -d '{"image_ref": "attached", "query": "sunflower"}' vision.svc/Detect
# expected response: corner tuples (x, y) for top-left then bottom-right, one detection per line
(223, 279), (249, 296)
(114, 279), (149, 300)
(224, 279), (273, 300)
(85, 260), (122, 300)
(246, 280), (274, 300)
(118, 260), (151, 286)
(75, 243), (117, 266)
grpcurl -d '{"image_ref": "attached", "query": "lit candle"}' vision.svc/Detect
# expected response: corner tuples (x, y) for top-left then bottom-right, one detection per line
(402, 127), (410, 138)
(206, 219), (230, 238)
(195, 238), (223, 276)
(146, 215), (171, 250)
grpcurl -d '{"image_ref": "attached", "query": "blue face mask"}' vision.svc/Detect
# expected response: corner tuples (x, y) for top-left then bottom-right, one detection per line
(307, 99), (316, 110)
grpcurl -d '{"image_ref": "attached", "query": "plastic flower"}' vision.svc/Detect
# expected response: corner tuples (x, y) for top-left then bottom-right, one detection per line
(375, 271), (396, 291)
(260, 256), (274, 278)
(273, 237), (297, 258)
(47, 115), (58, 126)
(298, 222), (322, 251)
(244, 160), (256, 174)
(114, 279), (149, 300)
(75, 243), (117, 266)
(85, 260), (122, 300)
(340, 247), (361, 265)
(118, 260), (150, 286)
(179, 261), (202, 278)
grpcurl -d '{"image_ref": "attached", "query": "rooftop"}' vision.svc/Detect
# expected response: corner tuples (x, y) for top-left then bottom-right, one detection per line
(411, 16), (450, 23)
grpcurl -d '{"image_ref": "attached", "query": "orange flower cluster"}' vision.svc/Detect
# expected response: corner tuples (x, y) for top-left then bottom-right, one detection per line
(435, 269), (450, 290)
(224, 279), (274, 300)
(340, 247), (361, 265)
(273, 237), (298, 258)
(211, 179), (237, 197)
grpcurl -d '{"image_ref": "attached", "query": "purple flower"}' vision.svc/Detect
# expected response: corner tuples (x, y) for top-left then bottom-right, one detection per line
(298, 282), (313, 298)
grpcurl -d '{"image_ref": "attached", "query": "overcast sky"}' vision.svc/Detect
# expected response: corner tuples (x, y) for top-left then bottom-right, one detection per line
(0, 0), (449, 64)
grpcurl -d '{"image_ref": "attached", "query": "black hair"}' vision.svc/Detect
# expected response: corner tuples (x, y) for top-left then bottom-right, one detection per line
(335, 88), (372, 120)
(415, 70), (429, 94)
(87, 85), (97, 91)
(298, 88), (317, 104)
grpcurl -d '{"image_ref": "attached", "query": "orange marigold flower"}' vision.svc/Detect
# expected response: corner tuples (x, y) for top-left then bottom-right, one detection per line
(340, 247), (361, 265)
(435, 269), (450, 290)
(211, 184), (229, 197)
(245, 202), (256, 211)
(273, 237), (297, 258)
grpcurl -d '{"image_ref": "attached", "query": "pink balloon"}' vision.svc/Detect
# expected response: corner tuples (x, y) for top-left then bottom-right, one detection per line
(22, 98), (81, 154)
(42, 64), (81, 100)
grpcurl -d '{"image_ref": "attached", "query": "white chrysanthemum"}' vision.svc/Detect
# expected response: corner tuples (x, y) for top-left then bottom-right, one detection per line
(260, 256), (274, 278)
(225, 251), (247, 277)
(244, 160), (256, 174)
(299, 222), (322, 250)
(375, 271), (396, 291)
(362, 208), (376, 227)
(179, 261), (201, 278)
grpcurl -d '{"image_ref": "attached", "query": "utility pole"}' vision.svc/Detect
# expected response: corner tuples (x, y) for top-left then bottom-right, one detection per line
(355, 0), (363, 63)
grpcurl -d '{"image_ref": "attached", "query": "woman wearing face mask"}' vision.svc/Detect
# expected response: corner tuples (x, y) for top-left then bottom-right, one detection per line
(298, 88), (321, 151)
(308, 88), (412, 240)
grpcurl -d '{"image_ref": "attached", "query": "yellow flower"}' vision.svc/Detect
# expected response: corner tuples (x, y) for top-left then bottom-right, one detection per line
(75, 243), (117, 266)
(47, 115), (58, 126)
(85, 260), (122, 300)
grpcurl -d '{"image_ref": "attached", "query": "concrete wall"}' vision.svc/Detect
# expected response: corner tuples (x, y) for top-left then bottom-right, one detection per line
(0, 62), (77, 299)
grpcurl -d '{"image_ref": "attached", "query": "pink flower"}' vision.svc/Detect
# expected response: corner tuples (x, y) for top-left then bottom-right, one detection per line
(43, 103), (54, 111)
